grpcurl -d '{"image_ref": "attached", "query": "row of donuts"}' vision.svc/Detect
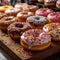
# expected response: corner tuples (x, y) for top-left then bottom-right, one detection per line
(0, 3), (60, 51)
(0, 3), (60, 23)
(7, 20), (60, 51)
(38, 0), (60, 9)
(0, 13), (51, 51)
(0, 15), (60, 51)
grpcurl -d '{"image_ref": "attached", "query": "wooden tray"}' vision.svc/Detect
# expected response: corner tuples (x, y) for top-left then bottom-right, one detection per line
(0, 30), (60, 60)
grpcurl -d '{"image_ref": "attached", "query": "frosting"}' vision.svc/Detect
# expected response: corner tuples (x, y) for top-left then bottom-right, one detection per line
(5, 8), (21, 14)
(8, 22), (32, 36)
(21, 29), (51, 48)
(36, 8), (53, 17)
(17, 11), (34, 17)
(43, 23), (60, 38)
(27, 16), (48, 26)
(15, 3), (28, 9)
(5, 9), (14, 13)
(47, 12), (60, 22)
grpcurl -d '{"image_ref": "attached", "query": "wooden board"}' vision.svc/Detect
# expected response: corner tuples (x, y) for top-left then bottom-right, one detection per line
(0, 30), (60, 60)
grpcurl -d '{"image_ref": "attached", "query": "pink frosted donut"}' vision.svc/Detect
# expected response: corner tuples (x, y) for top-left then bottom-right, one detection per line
(47, 12), (60, 23)
(35, 8), (53, 17)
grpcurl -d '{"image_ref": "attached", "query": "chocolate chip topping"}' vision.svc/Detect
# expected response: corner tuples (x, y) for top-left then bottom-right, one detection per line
(27, 16), (48, 26)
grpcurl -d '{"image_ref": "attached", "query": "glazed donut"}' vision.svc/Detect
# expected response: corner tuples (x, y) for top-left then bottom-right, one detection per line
(43, 23), (60, 41)
(0, 16), (18, 31)
(21, 29), (51, 51)
(47, 12), (60, 23)
(35, 8), (53, 17)
(5, 8), (21, 16)
(0, 5), (13, 12)
(8, 22), (32, 40)
(38, 0), (44, 3)
(56, 0), (60, 9)
(27, 16), (49, 29)
(0, 12), (7, 19)
(23, 5), (39, 13)
(44, 0), (56, 6)
(17, 11), (34, 22)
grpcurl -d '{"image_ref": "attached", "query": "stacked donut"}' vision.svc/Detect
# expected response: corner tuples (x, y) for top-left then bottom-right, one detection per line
(0, 3), (60, 51)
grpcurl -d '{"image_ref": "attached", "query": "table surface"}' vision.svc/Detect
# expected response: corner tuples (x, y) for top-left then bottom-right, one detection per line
(0, 47), (13, 60)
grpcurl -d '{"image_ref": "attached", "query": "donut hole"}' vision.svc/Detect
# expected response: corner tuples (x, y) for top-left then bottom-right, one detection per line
(35, 17), (40, 20)
(15, 23), (23, 28)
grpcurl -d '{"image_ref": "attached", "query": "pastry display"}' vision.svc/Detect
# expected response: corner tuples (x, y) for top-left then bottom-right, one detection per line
(35, 8), (53, 17)
(0, 5), (13, 12)
(43, 23), (60, 41)
(27, 16), (49, 29)
(17, 11), (34, 22)
(56, 0), (60, 9)
(8, 22), (32, 40)
(21, 29), (51, 51)
(38, 0), (44, 3)
(47, 12), (60, 23)
(5, 8), (21, 16)
(0, 1), (59, 53)
(44, 0), (56, 6)
(0, 16), (17, 31)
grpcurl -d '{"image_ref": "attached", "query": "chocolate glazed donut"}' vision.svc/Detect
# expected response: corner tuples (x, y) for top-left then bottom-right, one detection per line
(8, 22), (32, 42)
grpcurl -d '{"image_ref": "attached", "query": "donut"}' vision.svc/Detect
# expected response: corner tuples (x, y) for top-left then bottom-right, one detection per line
(56, 0), (60, 9)
(5, 8), (21, 16)
(15, 3), (28, 9)
(23, 5), (39, 13)
(38, 0), (44, 3)
(27, 16), (49, 29)
(35, 8), (53, 17)
(8, 22), (32, 40)
(0, 12), (7, 19)
(0, 16), (18, 31)
(43, 23), (60, 41)
(0, 5), (13, 13)
(47, 12), (60, 23)
(17, 11), (34, 22)
(44, 0), (56, 6)
(21, 29), (51, 51)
